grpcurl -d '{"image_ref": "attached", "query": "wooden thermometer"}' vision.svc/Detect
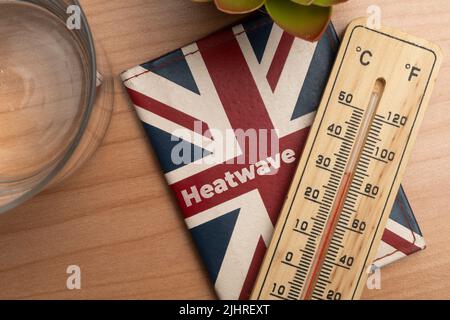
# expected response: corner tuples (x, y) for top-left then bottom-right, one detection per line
(251, 18), (442, 300)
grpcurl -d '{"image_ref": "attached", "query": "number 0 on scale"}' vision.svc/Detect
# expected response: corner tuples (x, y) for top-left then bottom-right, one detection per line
(251, 18), (442, 300)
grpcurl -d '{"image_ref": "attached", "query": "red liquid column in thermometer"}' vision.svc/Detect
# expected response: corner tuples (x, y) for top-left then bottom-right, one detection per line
(302, 79), (386, 300)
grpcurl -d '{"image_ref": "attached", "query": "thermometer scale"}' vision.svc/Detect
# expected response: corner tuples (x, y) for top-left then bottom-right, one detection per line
(251, 18), (442, 300)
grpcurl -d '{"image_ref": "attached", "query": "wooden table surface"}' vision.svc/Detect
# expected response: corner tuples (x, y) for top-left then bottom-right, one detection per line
(0, 0), (449, 300)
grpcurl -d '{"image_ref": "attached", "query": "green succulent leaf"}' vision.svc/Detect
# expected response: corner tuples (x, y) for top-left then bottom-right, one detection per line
(265, 0), (332, 41)
(214, 0), (265, 14)
(312, 0), (348, 7)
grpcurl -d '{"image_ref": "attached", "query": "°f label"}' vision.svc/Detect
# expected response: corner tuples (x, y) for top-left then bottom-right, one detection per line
(251, 18), (442, 300)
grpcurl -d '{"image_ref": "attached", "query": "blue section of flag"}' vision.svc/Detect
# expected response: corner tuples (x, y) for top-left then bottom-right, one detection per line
(142, 122), (211, 173)
(191, 209), (240, 283)
(291, 25), (338, 120)
(243, 16), (273, 63)
(141, 49), (200, 94)
(390, 186), (422, 235)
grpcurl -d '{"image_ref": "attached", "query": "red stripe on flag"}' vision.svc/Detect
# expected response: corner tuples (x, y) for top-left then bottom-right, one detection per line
(382, 229), (422, 256)
(266, 32), (295, 92)
(197, 28), (275, 134)
(239, 236), (266, 300)
(126, 87), (212, 138)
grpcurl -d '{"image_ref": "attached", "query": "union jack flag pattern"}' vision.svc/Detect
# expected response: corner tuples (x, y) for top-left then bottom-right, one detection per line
(121, 14), (425, 300)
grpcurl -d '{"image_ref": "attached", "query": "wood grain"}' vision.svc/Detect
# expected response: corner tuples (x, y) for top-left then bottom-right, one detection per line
(0, 0), (449, 299)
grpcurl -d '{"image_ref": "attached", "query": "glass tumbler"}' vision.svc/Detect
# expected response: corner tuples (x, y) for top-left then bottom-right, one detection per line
(0, 0), (114, 213)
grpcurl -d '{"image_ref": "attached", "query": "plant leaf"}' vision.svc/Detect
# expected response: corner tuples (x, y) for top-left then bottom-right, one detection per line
(214, 0), (265, 14)
(265, 0), (331, 41)
(290, 0), (315, 5)
(312, 0), (348, 7)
